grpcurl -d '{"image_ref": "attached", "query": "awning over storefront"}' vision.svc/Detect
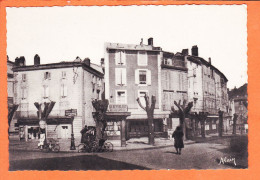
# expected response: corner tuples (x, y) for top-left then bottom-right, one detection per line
(105, 112), (131, 121)
(17, 117), (73, 126)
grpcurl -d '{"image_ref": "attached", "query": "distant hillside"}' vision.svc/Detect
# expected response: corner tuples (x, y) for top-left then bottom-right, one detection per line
(228, 83), (247, 100)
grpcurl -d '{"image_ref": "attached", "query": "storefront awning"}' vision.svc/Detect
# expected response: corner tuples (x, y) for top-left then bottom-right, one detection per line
(17, 117), (73, 126)
(105, 112), (131, 120)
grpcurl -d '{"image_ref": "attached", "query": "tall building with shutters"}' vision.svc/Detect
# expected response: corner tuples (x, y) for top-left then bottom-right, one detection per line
(11, 57), (104, 141)
(104, 39), (182, 139)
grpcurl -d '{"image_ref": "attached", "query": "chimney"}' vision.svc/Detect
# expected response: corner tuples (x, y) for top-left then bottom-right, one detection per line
(148, 38), (153, 46)
(182, 49), (189, 56)
(34, 54), (40, 65)
(83, 58), (90, 66)
(15, 56), (26, 66)
(208, 57), (211, 64)
(191, 45), (198, 56)
(140, 38), (143, 46)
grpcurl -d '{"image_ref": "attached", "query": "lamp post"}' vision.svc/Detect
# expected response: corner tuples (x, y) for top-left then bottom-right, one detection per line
(70, 116), (76, 150)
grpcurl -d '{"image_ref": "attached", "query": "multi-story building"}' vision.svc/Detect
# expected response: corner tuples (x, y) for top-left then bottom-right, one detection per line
(7, 58), (15, 109)
(104, 39), (170, 139)
(228, 83), (248, 132)
(12, 56), (104, 141)
(186, 46), (229, 135)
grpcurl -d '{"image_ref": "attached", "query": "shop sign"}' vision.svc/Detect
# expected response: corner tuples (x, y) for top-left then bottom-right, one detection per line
(108, 104), (128, 112)
(65, 109), (77, 117)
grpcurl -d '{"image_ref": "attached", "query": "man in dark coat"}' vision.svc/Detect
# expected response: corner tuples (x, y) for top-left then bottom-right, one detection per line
(80, 125), (88, 143)
(172, 126), (184, 155)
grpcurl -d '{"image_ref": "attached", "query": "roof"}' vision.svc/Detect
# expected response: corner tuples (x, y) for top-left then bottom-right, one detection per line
(228, 83), (247, 100)
(187, 55), (228, 82)
(12, 61), (104, 78)
(105, 42), (161, 52)
(90, 63), (103, 73)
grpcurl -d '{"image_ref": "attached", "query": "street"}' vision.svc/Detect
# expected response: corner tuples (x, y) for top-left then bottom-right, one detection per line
(9, 135), (248, 170)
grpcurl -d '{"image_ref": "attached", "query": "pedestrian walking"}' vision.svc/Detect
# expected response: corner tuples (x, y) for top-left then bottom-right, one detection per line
(172, 126), (184, 155)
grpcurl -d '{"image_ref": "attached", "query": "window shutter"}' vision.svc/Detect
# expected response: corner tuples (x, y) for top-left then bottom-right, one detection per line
(64, 85), (68, 96)
(115, 51), (120, 65)
(46, 86), (49, 97)
(60, 84), (63, 97)
(135, 69), (139, 84)
(122, 68), (126, 85)
(115, 68), (121, 85)
(147, 70), (151, 85)
(24, 88), (27, 99)
(121, 51), (126, 65)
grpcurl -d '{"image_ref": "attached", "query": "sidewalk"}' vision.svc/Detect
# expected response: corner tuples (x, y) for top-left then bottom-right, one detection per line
(9, 132), (242, 153)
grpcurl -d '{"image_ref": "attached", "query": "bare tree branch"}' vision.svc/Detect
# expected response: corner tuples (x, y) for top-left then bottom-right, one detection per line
(136, 97), (146, 110)
(174, 101), (183, 113)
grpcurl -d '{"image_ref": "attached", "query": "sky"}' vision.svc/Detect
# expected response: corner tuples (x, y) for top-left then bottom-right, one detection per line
(6, 5), (247, 89)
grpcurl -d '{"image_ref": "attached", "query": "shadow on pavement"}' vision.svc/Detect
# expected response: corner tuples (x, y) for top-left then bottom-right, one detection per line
(9, 154), (150, 171)
(165, 151), (179, 155)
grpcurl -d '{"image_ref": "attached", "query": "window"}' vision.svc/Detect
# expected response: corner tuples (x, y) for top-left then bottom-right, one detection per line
(115, 50), (126, 65)
(139, 70), (147, 84)
(115, 68), (126, 86)
(62, 71), (66, 79)
(138, 91), (148, 108)
(60, 84), (67, 98)
(21, 87), (27, 100)
(116, 90), (127, 104)
(138, 51), (147, 66)
(22, 74), (27, 81)
(135, 69), (151, 85)
(43, 85), (49, 99)
(44, 72), (51, 80)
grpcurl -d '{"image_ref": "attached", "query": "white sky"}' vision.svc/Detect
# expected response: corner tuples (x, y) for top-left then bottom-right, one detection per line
(6, 5), (247, 89)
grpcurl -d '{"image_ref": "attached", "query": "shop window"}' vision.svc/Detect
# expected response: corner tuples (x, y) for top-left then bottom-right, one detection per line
(138, 51), (147, 66)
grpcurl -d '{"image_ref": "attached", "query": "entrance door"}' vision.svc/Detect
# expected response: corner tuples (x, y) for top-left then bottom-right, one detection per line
(60, 125), (69, 138)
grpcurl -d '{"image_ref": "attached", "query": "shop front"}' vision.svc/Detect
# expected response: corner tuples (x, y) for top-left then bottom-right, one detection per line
(17, 117), (73, 141)
(104, 104), (131, 146)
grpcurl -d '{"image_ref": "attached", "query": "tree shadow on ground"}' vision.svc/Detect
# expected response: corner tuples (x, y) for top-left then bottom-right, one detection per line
(165, 151), (179, 155)
(9, 154), (150, 171)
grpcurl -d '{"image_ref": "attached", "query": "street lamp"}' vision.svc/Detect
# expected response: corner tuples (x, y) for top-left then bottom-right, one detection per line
(70, 115), (76, 150)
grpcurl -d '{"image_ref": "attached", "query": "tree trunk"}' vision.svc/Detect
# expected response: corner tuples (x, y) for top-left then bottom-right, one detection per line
(148, 114), (155, 145)
(201, 119), (206, 138)
(95, 121), (103, 140)
(232, 114), (238, 135)
(218, 111), (223, 137)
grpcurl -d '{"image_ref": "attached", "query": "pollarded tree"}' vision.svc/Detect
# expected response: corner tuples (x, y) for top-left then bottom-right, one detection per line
(218, 110), (224, 137)
(92, 99), (109, 140)
(8, 104), (19, 133)
(136, 93), (156, 145)
(232, 113), (238, 135)
(171, 100), (193, 140)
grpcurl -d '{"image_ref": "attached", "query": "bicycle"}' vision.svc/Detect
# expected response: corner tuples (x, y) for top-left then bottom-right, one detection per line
(39, 138), (60, 153)
(78, 139), (113, 153)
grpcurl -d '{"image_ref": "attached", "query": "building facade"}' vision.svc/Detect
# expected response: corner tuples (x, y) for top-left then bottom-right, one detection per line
(12, 57), (104, 140)
(104, 39), (170, 139)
